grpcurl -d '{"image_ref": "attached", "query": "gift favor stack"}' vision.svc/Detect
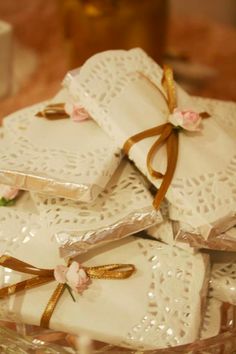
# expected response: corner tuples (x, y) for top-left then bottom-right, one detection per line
(0, 48), (236, 353)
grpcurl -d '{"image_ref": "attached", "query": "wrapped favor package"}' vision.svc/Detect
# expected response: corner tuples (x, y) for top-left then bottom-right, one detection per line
(0, 163), (161, 259)
(70, 48), (236, 241)
(31, 160), (162, 258)
(0, 220), (210, 350)
(168, 96), (236, 251)
(161, 96), (236, 252)
(0, 89), (121, 202)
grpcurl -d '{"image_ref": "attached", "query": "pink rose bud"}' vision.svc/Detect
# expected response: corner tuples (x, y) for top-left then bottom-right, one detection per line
(54, 261), (90, 294)
(66, 262), (90, 293)
(65, 102), (90, 122)
(169, 108), (202, 132)
(0, 184), (19, 200)
(54, 264), (68, 284)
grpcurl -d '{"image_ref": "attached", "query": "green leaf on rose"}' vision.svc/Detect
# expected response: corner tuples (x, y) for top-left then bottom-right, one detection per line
(65, 283), (76, 302)
(0, 197), (16, 206)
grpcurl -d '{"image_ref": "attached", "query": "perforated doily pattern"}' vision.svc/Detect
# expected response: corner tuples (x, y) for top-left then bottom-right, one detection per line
(3, 100), (49, 138)
(120, 239), (208, 349)
(192, 96), (236, 138)
(200, 297), (222, 339)
(74, 48), (236, 228)
(31, 161), (161, 256)
(169, 96), (236, 227)
(0, 133), (119, 186)
(211, 256), (236, 305)
(0, 208), (39, 256)
(73, 48), (164, 139)
(0, 101), (121, 202)
(147, 201), (195, 253)
(0, 211), (207, 349)
(32, 161), (155, 229)
(168, 153), (236, 227)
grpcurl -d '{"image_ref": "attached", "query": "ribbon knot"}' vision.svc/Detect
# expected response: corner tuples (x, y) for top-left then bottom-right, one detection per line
(123, 65), (210, 210)
(0, 255), (135, 328)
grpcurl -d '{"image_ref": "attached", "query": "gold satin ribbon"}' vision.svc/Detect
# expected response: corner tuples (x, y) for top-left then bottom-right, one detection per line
(123, 65), (210, 210)
(36, 103), (70, 119)
(0, 255), (135, 328)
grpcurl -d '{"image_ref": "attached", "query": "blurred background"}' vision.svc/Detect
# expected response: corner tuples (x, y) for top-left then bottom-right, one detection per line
(0, 0), (236, 120)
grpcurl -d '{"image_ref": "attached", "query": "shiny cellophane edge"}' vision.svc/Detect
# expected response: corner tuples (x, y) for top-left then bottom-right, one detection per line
(57, 207), (161, 258)
(1, 321), (236, 353)
(0, 169), (102, 202)
(176, 229), (236, 252)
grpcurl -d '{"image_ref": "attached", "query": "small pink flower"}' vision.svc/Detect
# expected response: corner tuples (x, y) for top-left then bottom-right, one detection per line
(65, 102), (89, 122)
(54, 261), (90, 294)
(169, 108), (202, 132)
(66, 262), (90, 293)
(54, 264), (68, 284)
(0, 184), (19, 200)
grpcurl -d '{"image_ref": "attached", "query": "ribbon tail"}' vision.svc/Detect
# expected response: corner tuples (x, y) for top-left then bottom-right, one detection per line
(123, 124), (168, 155)
(0, 276), (53, 298)
(40, 283), (65, 328)
(147, 123), (173, 178)
(153, 131), (179, 209)
(0, 255), (53, 277)
(162, 65), (177, 113)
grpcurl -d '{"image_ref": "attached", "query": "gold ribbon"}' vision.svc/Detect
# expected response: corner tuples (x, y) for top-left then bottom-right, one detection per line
(36, 103), (70, 119)
(0, 255), (135, 328)
(123, 65), (210, 210)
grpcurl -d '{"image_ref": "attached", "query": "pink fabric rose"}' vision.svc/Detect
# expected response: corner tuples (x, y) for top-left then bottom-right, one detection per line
(169, 108), (202, 131)
(54, 261), (90, 293)
(65, 102), (89, 122)
(0, 184), (19, 200)
(54, 264), (68, 284)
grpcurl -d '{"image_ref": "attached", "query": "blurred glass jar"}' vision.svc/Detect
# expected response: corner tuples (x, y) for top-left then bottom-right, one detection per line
(59, 0), (169, 68)
(0, 20), (13, 99)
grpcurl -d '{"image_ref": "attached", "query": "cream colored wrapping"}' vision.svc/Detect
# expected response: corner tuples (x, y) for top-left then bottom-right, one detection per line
(70, 48), (236, 238)
(147, 201), (196, 253)
(168, 96), (236, 249)
(210, 251), (236, 305)
(149, 96), (236, 252)
(31, 160), (162, 258)
(0, 160), (160, 260)
(0, 89), (122, 203)
(169, 96), (236, 243)
(200, 298), (223, 339)
(0, 217), (210, 350)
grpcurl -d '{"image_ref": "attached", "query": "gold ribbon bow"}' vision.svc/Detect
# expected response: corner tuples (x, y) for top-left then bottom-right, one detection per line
(123, 65), (210, 210)
(0, 255), (135, 328)
(36, 103), (69, 119)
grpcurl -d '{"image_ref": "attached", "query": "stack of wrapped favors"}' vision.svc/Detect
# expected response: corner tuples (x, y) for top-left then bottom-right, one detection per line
(0, 48), (235, 352)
